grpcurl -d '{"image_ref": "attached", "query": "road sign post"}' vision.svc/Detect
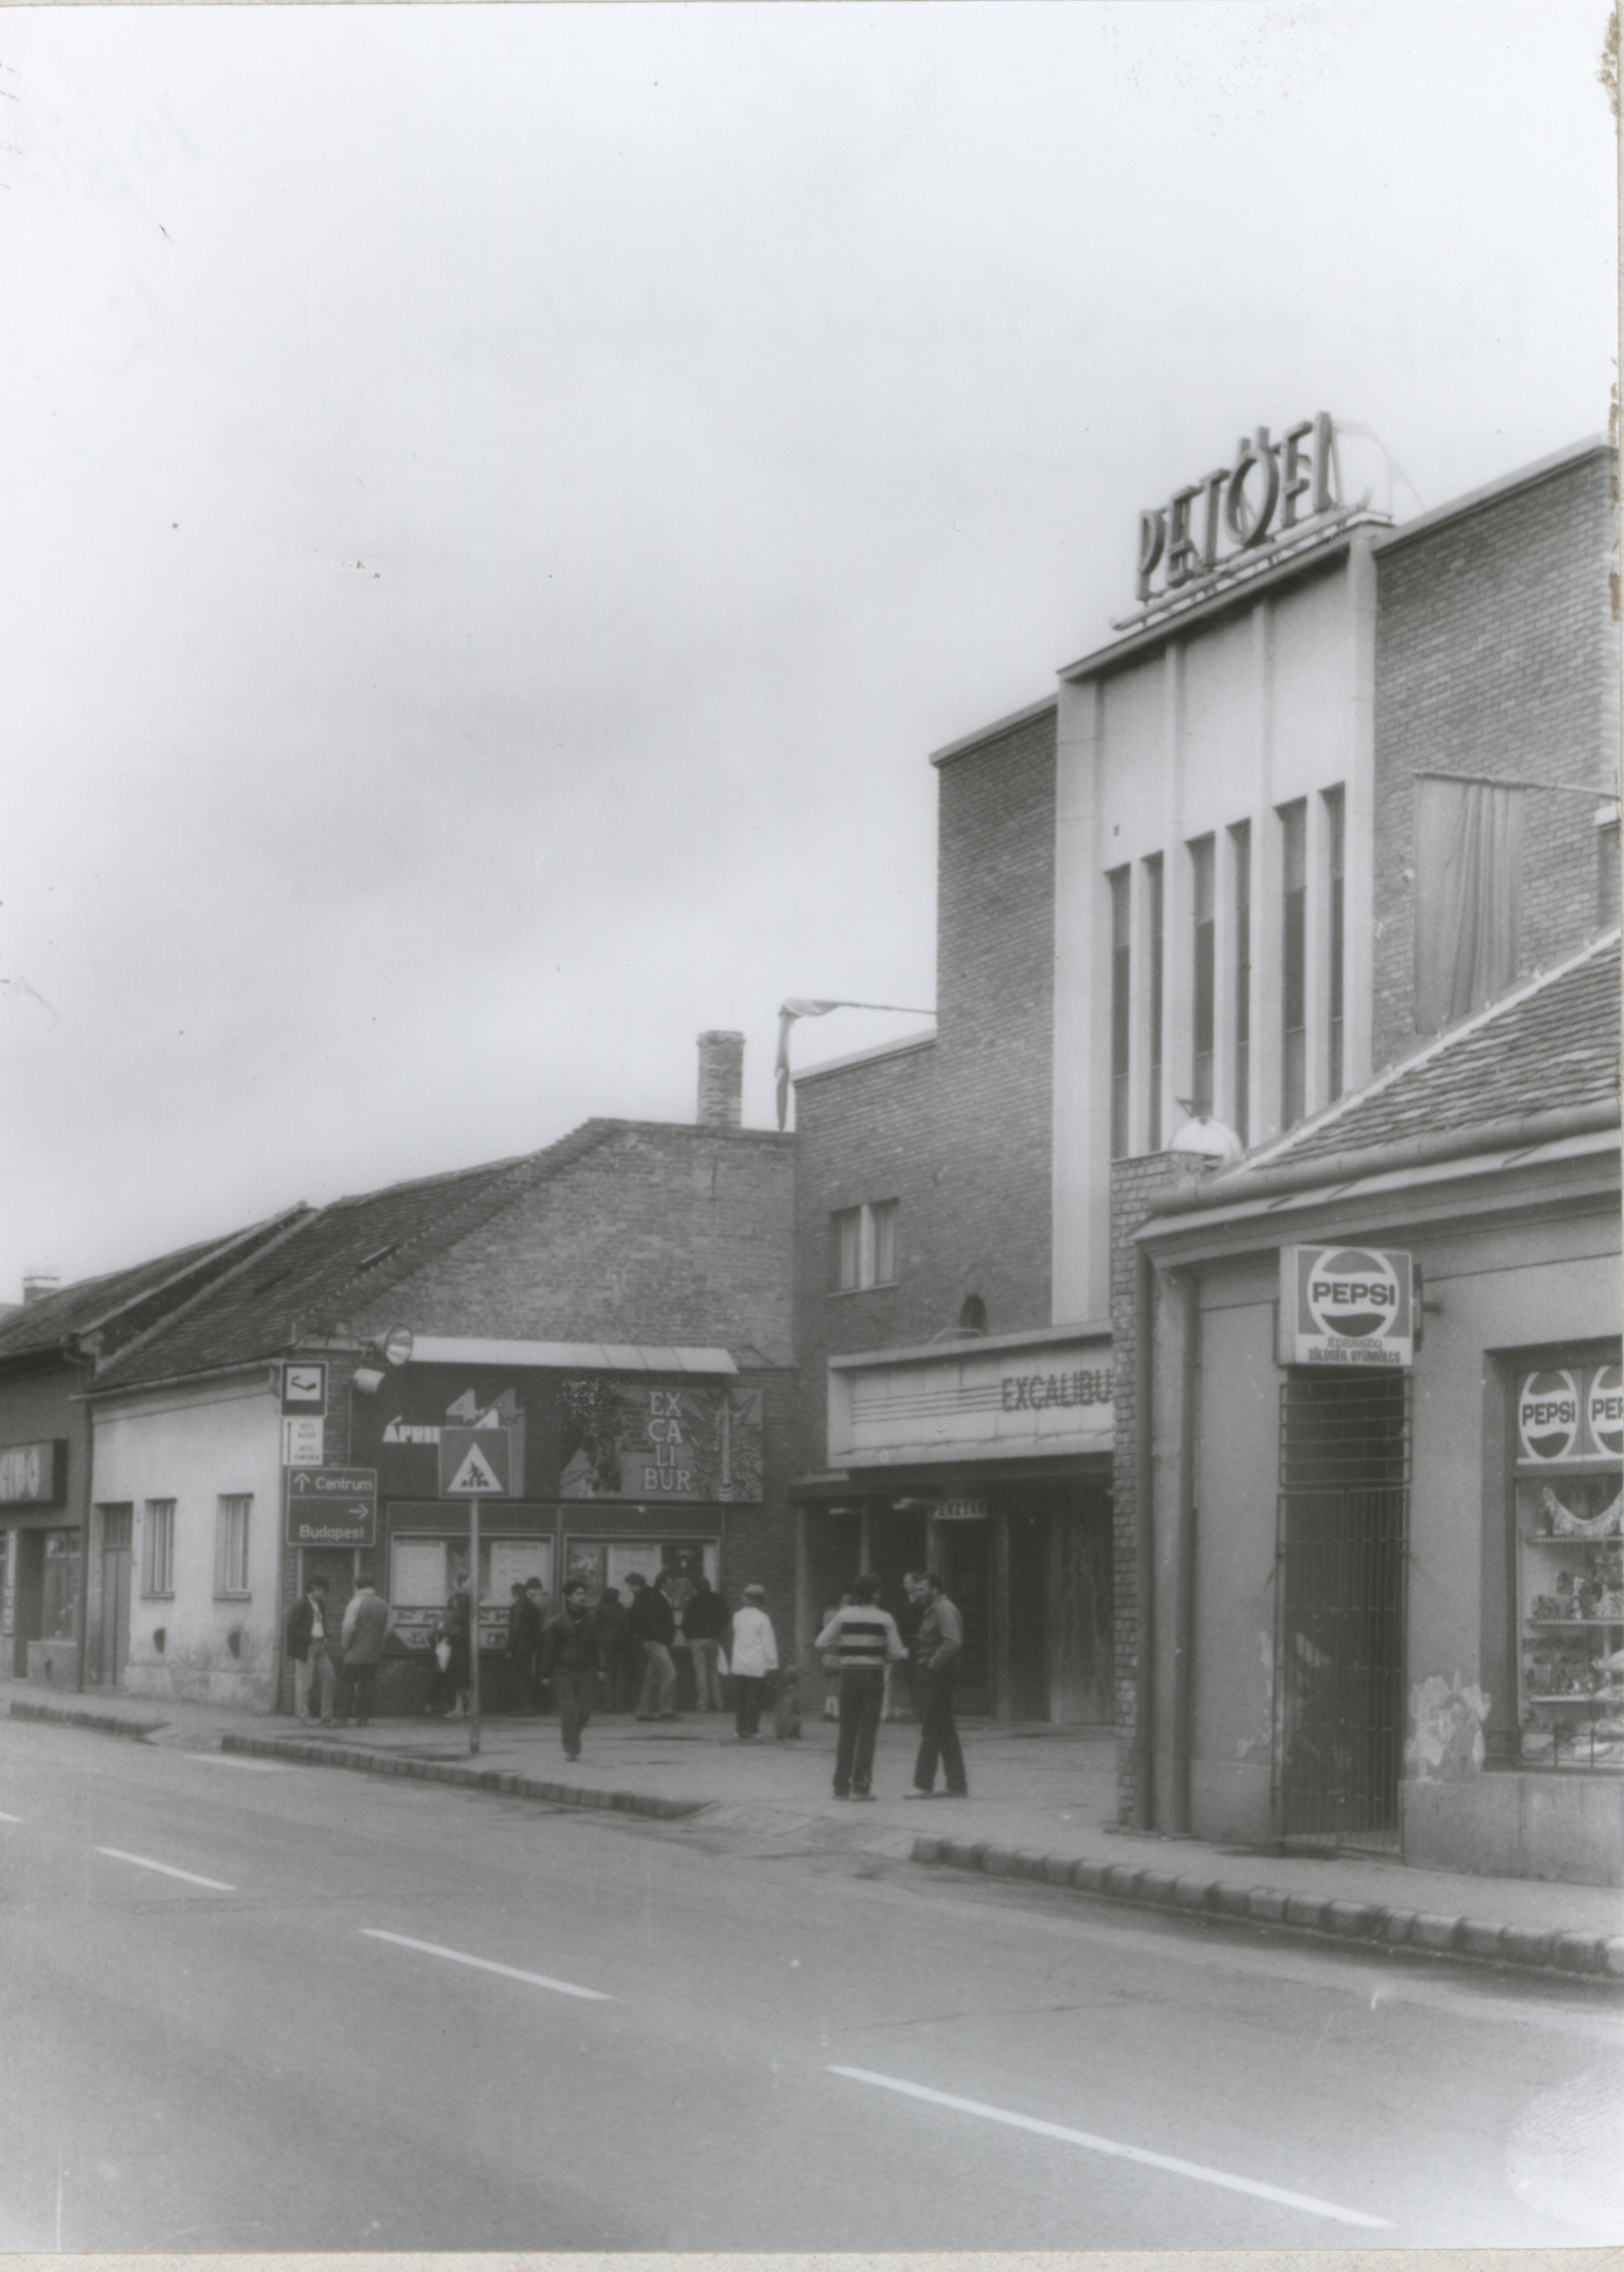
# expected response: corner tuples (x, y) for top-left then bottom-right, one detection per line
(438, 1426), (512, 1757)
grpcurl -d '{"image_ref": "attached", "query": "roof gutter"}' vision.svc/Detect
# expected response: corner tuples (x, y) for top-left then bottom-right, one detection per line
(1143, 1099), (1620, 1222)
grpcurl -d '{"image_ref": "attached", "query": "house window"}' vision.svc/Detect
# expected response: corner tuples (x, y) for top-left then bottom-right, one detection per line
(831, 1200), (899, 1291)
(1230, 820), (1251, 1144)
(1145, 853), (1164, 1150)
(1109, 866), (1131, 1159)
(1280, 799), (1308, 1128)
(1189, 835), (1215, 1118)
(1325, 785), (1345, 1101)
(143, 1500), (176, 1597)
(215, 1495), (252, 1598)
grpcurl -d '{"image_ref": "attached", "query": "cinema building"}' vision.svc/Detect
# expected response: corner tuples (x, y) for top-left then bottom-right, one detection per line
(790, 421), (1619, 1790)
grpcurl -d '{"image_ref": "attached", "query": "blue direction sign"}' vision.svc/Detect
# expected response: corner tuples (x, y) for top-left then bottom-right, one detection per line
(438, 1426), (512, 1497)
(285, 1466), (377, 1548)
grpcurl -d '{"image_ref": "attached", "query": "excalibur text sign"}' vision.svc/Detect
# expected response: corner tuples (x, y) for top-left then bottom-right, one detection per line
(285, 1466), (377, 1548)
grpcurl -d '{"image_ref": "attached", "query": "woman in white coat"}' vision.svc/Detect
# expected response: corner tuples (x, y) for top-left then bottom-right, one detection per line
(729, 1583), (779, 1740)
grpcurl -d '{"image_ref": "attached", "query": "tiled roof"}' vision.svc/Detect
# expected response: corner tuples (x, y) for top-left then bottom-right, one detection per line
(0, 1224), (290, 1367)
(1251, 931), (1620, 1171)
(90, 1123), (620, 1392)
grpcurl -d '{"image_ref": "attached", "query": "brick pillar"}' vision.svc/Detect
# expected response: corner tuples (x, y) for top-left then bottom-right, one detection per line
(697, 1031), (744, 1130)
(1109, 1150), (1218, 1825)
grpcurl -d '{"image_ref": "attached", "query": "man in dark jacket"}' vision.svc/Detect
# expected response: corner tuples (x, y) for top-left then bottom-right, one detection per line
(334, 1573), (393, 1729)
(626, 1570), (679, 1720)
(680, 1575), (731, 1711)
(595, 1584), (636, 1712)
(506, 1580), (543, 1712)
(540, 1579), (600, 1760)
(285, 1575), (336, 1725)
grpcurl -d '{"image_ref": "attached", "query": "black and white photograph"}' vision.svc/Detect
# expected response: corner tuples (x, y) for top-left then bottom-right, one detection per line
(0, 0), (1619, 2254)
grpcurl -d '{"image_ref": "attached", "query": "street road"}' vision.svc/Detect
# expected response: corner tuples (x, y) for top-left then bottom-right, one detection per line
(1, 1719), (1619, 2251)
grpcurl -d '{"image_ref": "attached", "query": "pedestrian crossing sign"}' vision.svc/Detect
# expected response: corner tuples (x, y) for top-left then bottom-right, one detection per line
(438, 1425), (512, 1497)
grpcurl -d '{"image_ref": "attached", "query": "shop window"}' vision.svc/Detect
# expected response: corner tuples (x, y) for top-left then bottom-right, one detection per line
(41, 1530), (81, 1642)
(831, 1200), (898, 1292)
(565, 1536), (719, 1607)
(1510, 1353), (1622, 1772)
(388, 1534), (555, 1656)
(142, 1500), (175, 1598)
(214, 1495), (252, 1598)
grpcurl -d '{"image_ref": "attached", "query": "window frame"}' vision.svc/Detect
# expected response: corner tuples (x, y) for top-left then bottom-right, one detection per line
(142, 1499), (176, 1599)
(830, 1199), (900, 1293)
(214, 1494), (252, 1600)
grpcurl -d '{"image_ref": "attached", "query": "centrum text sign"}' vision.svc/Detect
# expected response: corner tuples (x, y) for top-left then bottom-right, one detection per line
(285, 1466), (377, 1548)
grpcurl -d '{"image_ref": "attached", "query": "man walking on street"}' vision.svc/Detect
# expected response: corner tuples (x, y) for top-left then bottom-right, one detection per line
(335, 1571), (393, 1728)
(905, 1570), (968, 1798)
(541, 1578), (600, 1760)
(814, 1574), (907, 1800)
(506, 1580), (543, 1712)
(285, 1574), (336, 1725)
(626, 1570), (680, 1720)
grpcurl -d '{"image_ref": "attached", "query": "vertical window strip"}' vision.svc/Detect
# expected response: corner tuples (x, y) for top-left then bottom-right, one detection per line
(1190, 835), (1215, 1118)
(871, 1200), (898, 1286)
(1146, 854), (1164, 1151)
(144, 1500), (175, 1596)
(216, 1495), (252, 1597)
(1231, 821), (1251, 1145)
(1325, 786), (1345, 1102)
(1109, 867), (1131, 1158)
(1280, 800), (1307, 1129)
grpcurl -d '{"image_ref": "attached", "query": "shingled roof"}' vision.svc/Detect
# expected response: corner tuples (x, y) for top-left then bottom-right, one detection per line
(89, 1122), (620, 1393)
(1250, 929), (1620, 1171)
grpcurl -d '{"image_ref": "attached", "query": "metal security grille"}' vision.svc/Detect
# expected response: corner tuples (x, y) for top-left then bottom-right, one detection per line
(1274, 1373), (1410, 1852)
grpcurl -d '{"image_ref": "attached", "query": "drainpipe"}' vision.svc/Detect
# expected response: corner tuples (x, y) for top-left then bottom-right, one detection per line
(1131, 1248), (1156, 1831)
(1169, 1267), (1200, 1836)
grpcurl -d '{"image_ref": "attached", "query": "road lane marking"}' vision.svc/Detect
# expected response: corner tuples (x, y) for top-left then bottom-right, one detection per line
(829, 2066), (1392, 2230)
(184, 1755), (286, 1772)
(361, 1929), (611, 2001)
(95, 1847), (236, 1892)
(0, 1812), (21, 1822)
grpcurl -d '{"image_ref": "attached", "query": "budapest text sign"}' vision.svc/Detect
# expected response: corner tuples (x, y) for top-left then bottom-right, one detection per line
(285, 1466), (377, 1548)
(1280, 1245), (1414, 1369)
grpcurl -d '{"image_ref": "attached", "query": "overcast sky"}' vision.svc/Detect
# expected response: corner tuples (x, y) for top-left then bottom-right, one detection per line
(0, 2), (1615, 1297)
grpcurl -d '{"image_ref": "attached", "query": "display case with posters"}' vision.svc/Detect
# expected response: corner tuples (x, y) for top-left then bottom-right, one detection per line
(572, 1537), (720, 1607)
(1514, 1359), (1624, 1771)
(388, 1532), (555, 1653)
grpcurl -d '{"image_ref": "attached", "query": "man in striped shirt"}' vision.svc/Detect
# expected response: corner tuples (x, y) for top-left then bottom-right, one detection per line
(814, 1574), (908, 1800)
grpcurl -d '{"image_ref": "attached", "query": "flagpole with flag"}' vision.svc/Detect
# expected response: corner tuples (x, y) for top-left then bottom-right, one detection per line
(775, 999), (935, 1129)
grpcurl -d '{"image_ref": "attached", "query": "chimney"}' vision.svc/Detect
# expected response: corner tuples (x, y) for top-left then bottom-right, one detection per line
(22, 1271), (60, 1306)
(696, 1031), (744, 1130)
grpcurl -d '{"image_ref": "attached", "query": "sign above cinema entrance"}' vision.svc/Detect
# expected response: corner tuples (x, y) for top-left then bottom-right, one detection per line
(1134, 411), (1339, 605)
(829, 1332), (1114, 1470)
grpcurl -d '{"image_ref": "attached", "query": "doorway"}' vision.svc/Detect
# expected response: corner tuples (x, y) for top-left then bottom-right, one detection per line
(937, 1520), (992, 1714)
(99, 1506), (133, 1688)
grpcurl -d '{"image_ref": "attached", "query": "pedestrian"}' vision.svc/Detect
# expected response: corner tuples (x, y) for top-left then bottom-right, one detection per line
(681, 1574), (730, 1711)
(427, 1572), (473, 1717)
(891, 1571), (926, 1721)
(506, 1579), (543, 1712)
(814, 1574), (908, 1800)
(285, 1574), (336, 1725)
(772, 1660), (802, 1740)
(905, 1570), (968, 1799)
(335, 1570), (393, 1728)
(595, 1581), (636, 1712)
(729, 1583), (777, 1739)
(819, 1593), (848, 1720)
(626, 1570), (680, 1720)
(540, 1578), (600, 1761)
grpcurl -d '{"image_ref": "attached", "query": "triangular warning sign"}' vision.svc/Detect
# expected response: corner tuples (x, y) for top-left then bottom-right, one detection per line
(446, 1440), (506, 1494)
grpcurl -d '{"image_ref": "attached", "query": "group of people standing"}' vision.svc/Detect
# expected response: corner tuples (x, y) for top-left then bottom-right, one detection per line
(284, 1564), (966, 1797)
(814, 1570), (965, 1802)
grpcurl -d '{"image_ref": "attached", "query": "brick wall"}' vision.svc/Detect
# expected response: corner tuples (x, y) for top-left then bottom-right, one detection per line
(1371, 447), (1619, 1071)
(1109, 1150), (1202, 1824)
(792, 703), (1058, 1475)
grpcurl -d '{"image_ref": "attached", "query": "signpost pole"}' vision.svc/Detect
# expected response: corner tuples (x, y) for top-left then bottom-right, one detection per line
(469, 1499), (481, 1757)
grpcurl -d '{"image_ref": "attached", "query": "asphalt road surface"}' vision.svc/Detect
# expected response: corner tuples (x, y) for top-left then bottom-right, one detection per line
(2, 1718), (1620, 2252)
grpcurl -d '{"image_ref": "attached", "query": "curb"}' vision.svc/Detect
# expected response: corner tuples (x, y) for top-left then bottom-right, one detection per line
(220, 1732), (708, 1820)
(908, 1835), (1624, 1988)
(10, 1700), (167, 1741)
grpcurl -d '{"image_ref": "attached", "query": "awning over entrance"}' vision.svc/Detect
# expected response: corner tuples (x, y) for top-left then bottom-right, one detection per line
(829, 1324), (1114, 1468)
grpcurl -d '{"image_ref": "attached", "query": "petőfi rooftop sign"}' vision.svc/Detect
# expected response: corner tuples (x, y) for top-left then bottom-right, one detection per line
(1136, 413), (1337, 605)
(1280, 1244), (1415, 1370)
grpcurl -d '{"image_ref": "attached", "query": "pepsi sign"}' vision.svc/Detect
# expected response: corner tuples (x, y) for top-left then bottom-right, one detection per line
(1587, 1365), (1623, 1459)
(1281, 1245), (1414, 1368)
(1516, 1370), (1581, 1463)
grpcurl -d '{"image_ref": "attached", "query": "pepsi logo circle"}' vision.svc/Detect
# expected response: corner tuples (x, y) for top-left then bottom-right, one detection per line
(1306, 1249), (1401, 1341)
(1518, 1369), (1580, 1463)
(1587, 1365), (1623, 1459)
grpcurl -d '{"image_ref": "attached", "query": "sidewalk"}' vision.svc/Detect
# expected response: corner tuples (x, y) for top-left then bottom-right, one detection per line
(8, 1679), (1622, 1985)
